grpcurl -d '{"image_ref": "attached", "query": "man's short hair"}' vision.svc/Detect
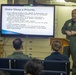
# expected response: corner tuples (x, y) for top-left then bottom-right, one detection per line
(13, 38), (22, 50)
(24, 58), (43, 75)
(51, 40), (62, 51)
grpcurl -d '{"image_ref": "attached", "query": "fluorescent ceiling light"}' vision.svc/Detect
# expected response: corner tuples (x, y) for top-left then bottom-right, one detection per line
(56, 0), (66, 2)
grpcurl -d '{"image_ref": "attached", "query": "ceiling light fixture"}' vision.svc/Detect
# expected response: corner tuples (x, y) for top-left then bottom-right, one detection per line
(56, 0), (66, 2)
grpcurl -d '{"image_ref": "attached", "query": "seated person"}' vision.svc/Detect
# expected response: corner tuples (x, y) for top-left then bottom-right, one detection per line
(0, 70), (10, 75)
(7, 38), (30, 59)
(24, 58), (43, 75)
(44, 40), (69, 61)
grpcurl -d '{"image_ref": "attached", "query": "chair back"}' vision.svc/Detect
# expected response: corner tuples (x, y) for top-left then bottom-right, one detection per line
(0, 68), (24, 75)
(0, 58), (9, 68)
(13, 58), (29, 69)
(43, 60), (70, 75)
(42, 70), (66, 75)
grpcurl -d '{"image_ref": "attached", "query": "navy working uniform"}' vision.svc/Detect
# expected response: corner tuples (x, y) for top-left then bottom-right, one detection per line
(7, 51), (30, 59)
(62, 19), (76, 75)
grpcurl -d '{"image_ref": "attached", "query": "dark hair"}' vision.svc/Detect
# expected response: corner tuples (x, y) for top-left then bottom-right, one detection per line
(24, 58), (43, 75)
(13, 38), (22, 50)
(51, 40), (62, 51)
(0, 71), (10, 75)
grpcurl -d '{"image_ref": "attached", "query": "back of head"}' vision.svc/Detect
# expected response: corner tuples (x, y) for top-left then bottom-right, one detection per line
(13, 38), (22, 50)
(0, 71), (10, 75)
(24, 58), (43, 75)
(52, 40), (62, 52)
(0, 71), (5, 75)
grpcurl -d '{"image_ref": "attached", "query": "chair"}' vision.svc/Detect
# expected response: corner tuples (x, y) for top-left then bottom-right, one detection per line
(43, 60), (70, 75)
(0, 58), (10, 68)
(0, 58), (30, 69)
(12, 58), (29, 69)
(42, 70), (66, 75)
(0, 68), (24, 75)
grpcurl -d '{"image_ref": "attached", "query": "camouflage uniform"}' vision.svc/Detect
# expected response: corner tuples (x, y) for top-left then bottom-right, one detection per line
(62, 19), (76, 75)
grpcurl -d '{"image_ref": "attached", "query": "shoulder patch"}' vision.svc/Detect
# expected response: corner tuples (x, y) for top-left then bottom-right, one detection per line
(68, 23), (71, 26)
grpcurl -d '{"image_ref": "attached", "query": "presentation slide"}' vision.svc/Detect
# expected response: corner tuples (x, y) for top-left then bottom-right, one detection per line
(1, 5), (55, 37)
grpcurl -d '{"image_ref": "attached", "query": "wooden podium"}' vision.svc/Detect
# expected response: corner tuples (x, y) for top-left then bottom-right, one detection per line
(50, 38), (69, 54)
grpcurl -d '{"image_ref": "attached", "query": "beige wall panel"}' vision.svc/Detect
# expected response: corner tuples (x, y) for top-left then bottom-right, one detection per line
(27, 52), (50, 59)
(3, 45), (14, 51)
(0, 0), (7, 4)
(3, 37), (27, 45)
(35, 0), (50, 4)
(2, 38), (17, 45)
(3, 45), (27, 50)
(27, 38), (50, 46)
(4, 52), (13, 57)
(27, 46), (51, 52)
(14, 0), (28, 4)
(3, 46), (26, 52)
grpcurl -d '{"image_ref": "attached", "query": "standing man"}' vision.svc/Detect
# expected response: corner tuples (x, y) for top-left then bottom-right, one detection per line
(62, 9), (76, 75)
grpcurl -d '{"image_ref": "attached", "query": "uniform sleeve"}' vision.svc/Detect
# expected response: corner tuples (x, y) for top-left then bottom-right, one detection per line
(61, 21), (68, 34)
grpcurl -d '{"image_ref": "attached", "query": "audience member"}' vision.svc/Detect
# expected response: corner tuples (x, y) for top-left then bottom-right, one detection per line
(7, 38), (30, 59)
(44, 40), (69, 61)
(0, 71), (10, 75)
(24, 58), (43, 75)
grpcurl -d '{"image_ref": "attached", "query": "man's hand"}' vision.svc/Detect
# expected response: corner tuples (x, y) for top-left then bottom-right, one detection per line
(65, 31), (72, 36)
(71, 31), (76, 35)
